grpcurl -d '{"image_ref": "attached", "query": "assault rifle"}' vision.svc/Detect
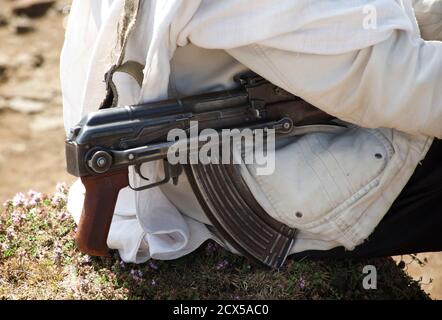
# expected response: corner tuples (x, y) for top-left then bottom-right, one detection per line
(65, 73), (342, 268)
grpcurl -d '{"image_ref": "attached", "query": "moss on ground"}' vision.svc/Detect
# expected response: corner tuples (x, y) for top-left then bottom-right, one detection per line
(0, 185), (429, 300)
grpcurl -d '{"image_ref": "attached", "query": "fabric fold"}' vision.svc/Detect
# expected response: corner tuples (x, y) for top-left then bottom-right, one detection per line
(62, 0), (434, 263)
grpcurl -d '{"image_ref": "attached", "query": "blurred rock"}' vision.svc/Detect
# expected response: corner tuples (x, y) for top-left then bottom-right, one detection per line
(4, 143), (27, 154)
(4, 78), (57, 102)
(0, 97), (8, 111)
(0, 65), (7, 82)
(12, 0), (56, 19)
(0, 13), (9, 27)
(31, 54), (45, 68)
(31, 115), (64, 132)
(15, 53), (45, 68)
(0, 55), (9, 82)
(13, 17), (35, 34)
(7, 97), (45, 114)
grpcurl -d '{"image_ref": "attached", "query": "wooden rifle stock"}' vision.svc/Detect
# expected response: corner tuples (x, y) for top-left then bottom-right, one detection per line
(76, 168), (129, 256)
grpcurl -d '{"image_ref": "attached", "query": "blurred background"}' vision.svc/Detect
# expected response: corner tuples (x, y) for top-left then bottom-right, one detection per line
(0, 0), (74, 204)
(0, 0), (441, 299)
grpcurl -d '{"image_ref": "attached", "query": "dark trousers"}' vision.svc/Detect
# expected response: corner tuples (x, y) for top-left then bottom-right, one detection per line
(293, 139), (442, 259)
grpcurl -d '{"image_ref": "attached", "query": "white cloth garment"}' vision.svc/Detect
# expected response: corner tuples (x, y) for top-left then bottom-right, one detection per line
(62, 0), (440, 263)
(412, 0), (442, 40)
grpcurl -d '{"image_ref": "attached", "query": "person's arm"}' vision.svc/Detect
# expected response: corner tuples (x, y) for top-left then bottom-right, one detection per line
(226, 29), (442, 138)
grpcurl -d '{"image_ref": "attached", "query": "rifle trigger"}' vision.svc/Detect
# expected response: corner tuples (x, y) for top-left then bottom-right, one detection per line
(128, 160), (171, 192)
(134, 163), (150, 181)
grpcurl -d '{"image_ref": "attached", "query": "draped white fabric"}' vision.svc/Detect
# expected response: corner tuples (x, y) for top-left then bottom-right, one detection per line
(61, 0), (436, 262)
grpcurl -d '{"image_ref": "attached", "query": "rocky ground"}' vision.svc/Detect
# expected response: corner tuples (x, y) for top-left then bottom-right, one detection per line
(0, 0), (440, 299)
(0, 0), (75, 204)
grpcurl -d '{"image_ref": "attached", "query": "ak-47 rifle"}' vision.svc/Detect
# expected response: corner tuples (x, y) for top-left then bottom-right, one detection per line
(65, 73), (343, 268)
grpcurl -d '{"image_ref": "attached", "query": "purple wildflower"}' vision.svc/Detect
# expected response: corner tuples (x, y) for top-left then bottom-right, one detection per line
(57, 210), (69, 221)
(150, 279), (157, 287)
(12, 193), (26, 207)
(27, 190), (43, 202)
(51, 197), (61, 207)
(130, 269), (143, 282)
(51, 191), (66, 207)
(216, 259), (229, 271)
(25, 190), (43, 208)
(11, 210), (23, 224)
(148, 260), (159, 270)
(26, 197), (38, 207)
(298, 276), (306, 290)
(206, 241), (220, 253)
(53, 244), (63, 261)
(6, 226), (16, 240)
(77, 276), (90, 290)
(55, 182), (68, 194)
(80, 255), (92, 264)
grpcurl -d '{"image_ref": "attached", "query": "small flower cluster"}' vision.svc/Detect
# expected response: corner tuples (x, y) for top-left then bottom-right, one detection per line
(297, 276), (307, 290)
(12, 192), (26, 207)
(51, 183), (68, 208)
(206, 241), (221, 254)
(0, 185), (73, 261)
(2, 190), (47, 231)
(79, 254), (92, 265)
(26, 190), (44, 207)
(148, 260), (159, 271)
(55, 182), (68, 194)
(5, 226), (17, 240)
(130, 269), (144, 282)
(11, 209), (27, 225)
(57, 210), (70, 221)
(8, 190), (45, 211)
(216, 259), (229, 271)
(53, 243), (64, 262)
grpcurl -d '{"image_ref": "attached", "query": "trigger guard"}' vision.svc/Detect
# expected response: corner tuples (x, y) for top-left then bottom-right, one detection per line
(129, 160), (171, 191)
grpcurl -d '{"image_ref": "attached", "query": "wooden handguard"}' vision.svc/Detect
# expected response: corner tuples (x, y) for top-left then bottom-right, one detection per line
(76, 168), (129, 256)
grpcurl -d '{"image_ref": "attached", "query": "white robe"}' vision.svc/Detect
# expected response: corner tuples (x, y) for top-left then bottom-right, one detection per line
(61, 0), (441, 262)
